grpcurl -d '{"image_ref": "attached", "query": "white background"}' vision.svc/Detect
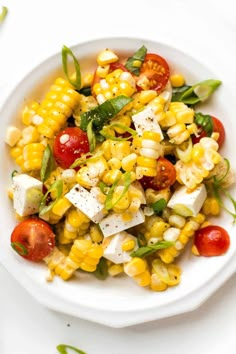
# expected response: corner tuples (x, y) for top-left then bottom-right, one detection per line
(1, 0), (236, 353)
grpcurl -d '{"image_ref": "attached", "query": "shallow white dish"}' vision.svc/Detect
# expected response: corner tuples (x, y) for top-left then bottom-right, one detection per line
(0, 37), (236, 328)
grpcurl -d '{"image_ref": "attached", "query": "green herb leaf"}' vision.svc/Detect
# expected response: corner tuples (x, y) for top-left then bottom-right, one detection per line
(78, 86), (91, 96)
(0, 6), (8, 23)
(194, 112), (213, 136)
(151, 198), (167, 214)
(11, 242), (28, 256)
(62, 45), (81, 90)
(125, 45), (147, 76)
(11, 170), (18, 179)
(40, 144), (54, 182)
(56, 344), (87, 354)
(171, 79), (221, 105)
(130, 240), (174, 258)
(93, 257), (108, 280)
(105, 172), (131, 211)
(80, 95), (133, 132)
(39, 180), (63, 216)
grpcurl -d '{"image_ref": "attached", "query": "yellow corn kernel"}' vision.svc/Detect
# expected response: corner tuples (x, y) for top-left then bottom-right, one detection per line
(150, 273), (168, 291)
(22, 101), (39, 125)
(108, 264), (124, 277)
(200, 221), (211, 228)
(97, 49), (118, 66)
(203, 197), (220, 216)
(136, 166), (157, 179)
(5, 126), (22, 147)
(170, 73), (185, 87)
(124, 257), (147, 277)
(158, 249), (175, 264)
(178, 232), (190, 244)
(108, 157), (122, 170)
(159, 111), (176, 127)
(51, 197), (71, 217)
(122, 153), (138, 172)
(90, 224), (103, 243)
(102, 169), (122, 185)
(111, 114), (131, 134)
(121, 239), (136, 252)
(191, 146), (205, 164)
(136, 156), (157, 169)
(149, 221), (169, 239)
(143, 131), (161, 142)
(95, 65), (110, 78)
(191, 213), (206, 224)
(133, 270), (151, 287)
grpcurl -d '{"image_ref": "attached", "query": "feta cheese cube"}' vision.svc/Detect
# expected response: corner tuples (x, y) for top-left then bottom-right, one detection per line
(102, 231), (138, 264)
(99, 209), (145, 238)
(132, 106), (164, 139)
(13, 174), (43, 216)
(65, 184), (106, 223)
(167, 184), (207, 217)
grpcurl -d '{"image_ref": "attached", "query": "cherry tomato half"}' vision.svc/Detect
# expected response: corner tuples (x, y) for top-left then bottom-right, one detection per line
(11, 218), (55, 261)
(194, 225), (230, 257)
(136, 53), (170, 93)
(53, 127), (89, 169)
(140, 157), (176, 191)
(192, 116), (225, 148)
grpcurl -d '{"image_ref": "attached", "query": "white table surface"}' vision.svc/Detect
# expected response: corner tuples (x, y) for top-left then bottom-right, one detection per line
(1, 1), (236, 353)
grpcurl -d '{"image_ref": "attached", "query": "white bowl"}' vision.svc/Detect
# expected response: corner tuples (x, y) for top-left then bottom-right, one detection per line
(0, 37), (236, 328)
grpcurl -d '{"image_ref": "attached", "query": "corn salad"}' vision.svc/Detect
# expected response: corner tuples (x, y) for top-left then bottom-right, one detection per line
(6, 44), (235, 292)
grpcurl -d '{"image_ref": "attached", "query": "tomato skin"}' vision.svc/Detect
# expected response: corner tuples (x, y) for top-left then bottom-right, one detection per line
(11, 218), (55, 261)
(194, 225), (230, 257)
(53, 127), (89, 169)
(192, 116), (225, 148)
(140, 157), (176, 191)
(136, 53), (170, 93)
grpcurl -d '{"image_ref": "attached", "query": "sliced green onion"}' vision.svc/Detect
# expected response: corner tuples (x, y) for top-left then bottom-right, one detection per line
(70, 151), (103, 169)
(87, 120), (96, 152)
(11, 170), (18, 179)
(11, 242), (28, 256)
(39, 179), (63, 215)
(105, 172), (131, 211)
(130, 240), (174, 258)
(212, 158), (230, 185)
(100, 123), (137, 141)
(212, 185), (236, 222)
(98, 181), (110, 195)
(0, 6), (8, 23)
(56, 344), (87, 354)
(40, 144), (54, 182)
(137, 232), (147, 247)
(62, 45), (81, 90)
(175, 138), (193, 163)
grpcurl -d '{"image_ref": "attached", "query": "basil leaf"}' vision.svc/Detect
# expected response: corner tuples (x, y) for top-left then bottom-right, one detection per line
(171, 79), (221, 105)
(62, 45), (81, 90)
(78, 86), (91, 96)
(40, 144), (54, 182)
(151, 198), (167, 214)
(130, 240), (174, 258)
(93, 257), (108, 280)
(80, 95), (133, 132)
(105, 172), (131, 211)
(39, 179), (63, 215)
(56, 344), (87, 354)
(125, 45), (147, 75)
(194, 112), (213, 136)
(0, 6), (8, 23)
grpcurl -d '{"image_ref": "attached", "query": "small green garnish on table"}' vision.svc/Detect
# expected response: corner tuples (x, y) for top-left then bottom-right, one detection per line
(0, 6), (8, 23)
(57, 344), (87, 354)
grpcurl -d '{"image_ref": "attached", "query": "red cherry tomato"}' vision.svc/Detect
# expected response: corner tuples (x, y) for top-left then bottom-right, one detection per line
(53, 127), (89, 169)
(11, 218), (55, 261)
(192, 116), (225, 148)
(194, 225), (230, 257)
(136, 53), (170, 93)
(140, 157), (176, 191)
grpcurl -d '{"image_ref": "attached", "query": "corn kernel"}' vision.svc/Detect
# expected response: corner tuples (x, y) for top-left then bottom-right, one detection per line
(121, 239), (136, 252)
(170, 74), (185, 87)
